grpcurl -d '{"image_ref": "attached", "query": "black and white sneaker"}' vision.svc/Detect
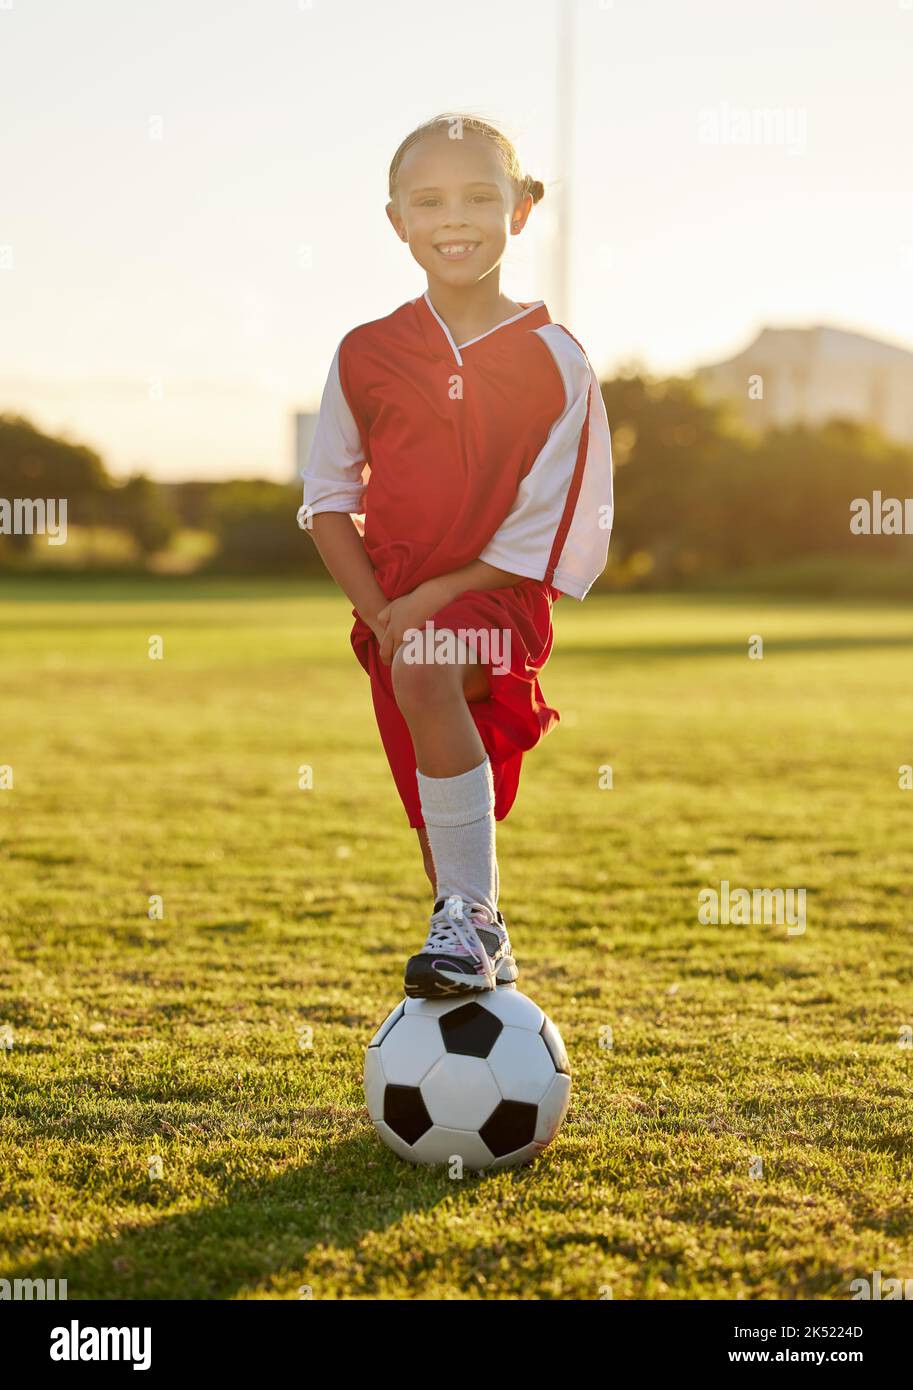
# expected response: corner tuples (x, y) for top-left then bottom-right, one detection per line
(404, 893), (520, 1000)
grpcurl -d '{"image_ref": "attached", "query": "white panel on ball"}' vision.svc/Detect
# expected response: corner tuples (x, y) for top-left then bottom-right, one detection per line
(421, 1054), (501, 1130)
(535, 1072), (572, 1146)
(487, 1028), (555, 1104)
(363, 1046), (386, 1119)
(474, 989), (544, 1032)
(411, 1127), (495, 1170)
(379, 1014), (446, 1087)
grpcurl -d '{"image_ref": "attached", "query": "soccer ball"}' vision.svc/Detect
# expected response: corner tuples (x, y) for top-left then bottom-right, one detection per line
(364, 989), (571, 1171)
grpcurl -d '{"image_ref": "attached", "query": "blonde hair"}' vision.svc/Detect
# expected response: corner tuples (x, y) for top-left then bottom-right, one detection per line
(388, 113), (545, 210)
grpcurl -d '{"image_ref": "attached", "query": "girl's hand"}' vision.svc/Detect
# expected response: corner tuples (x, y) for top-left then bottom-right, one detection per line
(365, 611), (390, 645)
(376, 584), (441, 666)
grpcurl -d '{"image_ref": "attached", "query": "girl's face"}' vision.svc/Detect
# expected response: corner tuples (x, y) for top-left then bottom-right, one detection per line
(387, 131), (531, 288)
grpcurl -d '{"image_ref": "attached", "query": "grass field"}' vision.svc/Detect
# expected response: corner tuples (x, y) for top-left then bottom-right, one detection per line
(1, 577), (912, 1300)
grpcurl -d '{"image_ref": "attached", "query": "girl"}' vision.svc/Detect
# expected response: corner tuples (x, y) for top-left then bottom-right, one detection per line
(298, 113), (613, 1000)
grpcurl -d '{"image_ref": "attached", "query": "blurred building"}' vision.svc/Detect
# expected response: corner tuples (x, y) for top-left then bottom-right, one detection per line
(696, 326), (913, 444)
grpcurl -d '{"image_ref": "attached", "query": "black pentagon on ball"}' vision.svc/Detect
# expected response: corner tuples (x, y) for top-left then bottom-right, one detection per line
(384, 1084), (432, 1144)
(439, 1001), (503, 1057)
(480, 1099), (538, 1157)
(540, 1016), (570, 1074)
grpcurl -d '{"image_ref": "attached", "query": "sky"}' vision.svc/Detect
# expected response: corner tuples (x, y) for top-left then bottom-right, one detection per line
(1, 0), (911, 482)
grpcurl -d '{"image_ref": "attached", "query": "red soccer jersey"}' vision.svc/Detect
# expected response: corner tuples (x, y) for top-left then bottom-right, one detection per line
(298, 291), (614, 828)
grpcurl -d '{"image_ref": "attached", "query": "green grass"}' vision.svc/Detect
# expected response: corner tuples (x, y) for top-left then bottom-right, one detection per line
(1, 578), (911, 1300)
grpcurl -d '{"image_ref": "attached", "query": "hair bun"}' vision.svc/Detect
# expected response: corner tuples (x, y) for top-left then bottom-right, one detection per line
(525, 176), (545, 205)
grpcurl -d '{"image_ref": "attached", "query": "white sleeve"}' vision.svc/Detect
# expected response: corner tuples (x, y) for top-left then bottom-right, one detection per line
(296, 340), (368, 532)
(478, 326), (614, 600)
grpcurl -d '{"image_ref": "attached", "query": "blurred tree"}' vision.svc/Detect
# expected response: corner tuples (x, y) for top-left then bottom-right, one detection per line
(602, 375), (742, 583)
(0, 413), (112, 558)
(600, 376), (913, 587)
(166, 481), (217, 531)
(205, 479), (325, 574)
(4, 389), (912, 586)
(106, 475), (179, 556)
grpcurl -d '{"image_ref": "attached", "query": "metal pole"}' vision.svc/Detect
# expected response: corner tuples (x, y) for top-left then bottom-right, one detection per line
(554, 0), (576, 326)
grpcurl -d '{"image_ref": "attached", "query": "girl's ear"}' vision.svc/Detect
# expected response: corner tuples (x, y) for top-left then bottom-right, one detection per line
(385, 202), (407, 240)
(510, 192), (534, 234)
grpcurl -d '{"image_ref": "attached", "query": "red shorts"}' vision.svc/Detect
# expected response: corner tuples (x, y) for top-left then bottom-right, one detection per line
(350, 580), (561, 829)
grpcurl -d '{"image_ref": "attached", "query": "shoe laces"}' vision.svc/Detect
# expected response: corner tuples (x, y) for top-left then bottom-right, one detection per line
(424, 894), (497, 983)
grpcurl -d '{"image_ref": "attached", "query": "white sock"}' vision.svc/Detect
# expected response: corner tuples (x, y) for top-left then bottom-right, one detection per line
(416, 757), (499, 921)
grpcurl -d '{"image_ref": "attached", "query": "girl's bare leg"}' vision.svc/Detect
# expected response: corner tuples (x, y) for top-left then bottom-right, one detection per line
(392, 648), (490, 777)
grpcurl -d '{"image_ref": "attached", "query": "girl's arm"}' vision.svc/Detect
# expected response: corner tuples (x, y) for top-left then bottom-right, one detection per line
(420, 558), (525, 611)
(307, 512), (390, 642)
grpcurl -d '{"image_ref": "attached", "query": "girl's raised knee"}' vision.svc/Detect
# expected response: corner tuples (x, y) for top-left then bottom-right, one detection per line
(391, 648), (461, 712)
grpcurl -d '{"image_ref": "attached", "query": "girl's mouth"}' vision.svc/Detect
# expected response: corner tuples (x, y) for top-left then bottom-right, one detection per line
(434, 242), (480, 261)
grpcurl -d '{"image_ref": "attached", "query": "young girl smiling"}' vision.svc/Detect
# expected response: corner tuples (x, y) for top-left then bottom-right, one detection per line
(299, 113), (613, 999)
